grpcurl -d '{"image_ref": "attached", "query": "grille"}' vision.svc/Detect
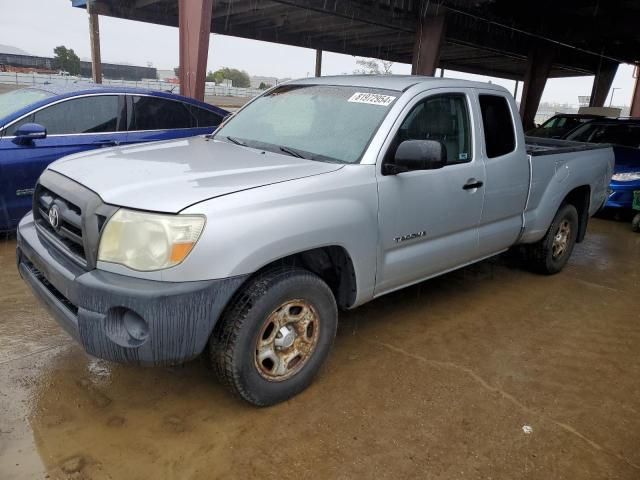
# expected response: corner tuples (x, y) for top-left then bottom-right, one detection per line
(34, 185), (86, 265)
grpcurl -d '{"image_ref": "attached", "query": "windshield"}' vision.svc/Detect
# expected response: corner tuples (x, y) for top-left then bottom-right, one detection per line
(0, 88), (54, 120)
(565, 122), (640, 148)
(214, 84), (399, 163)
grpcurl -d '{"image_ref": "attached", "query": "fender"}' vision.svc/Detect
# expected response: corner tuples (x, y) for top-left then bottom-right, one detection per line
(180, 165), (380, 306)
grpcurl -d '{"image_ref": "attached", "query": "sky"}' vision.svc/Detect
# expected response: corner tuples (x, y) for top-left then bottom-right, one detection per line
(0, 0), (636, 107)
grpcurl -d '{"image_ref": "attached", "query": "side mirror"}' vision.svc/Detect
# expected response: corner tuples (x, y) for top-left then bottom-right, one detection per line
(384, 140), (446, 175)
(14, 123), (47, 144)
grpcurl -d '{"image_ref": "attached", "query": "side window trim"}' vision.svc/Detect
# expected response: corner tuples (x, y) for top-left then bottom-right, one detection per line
(2, 93), (122, 138)
(116, 95), (127, 133)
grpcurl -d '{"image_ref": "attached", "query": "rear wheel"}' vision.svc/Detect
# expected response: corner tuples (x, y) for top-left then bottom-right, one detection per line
(632, 213), (640, 232)
(525, 203), (579, 274)
(210, 267), (338, 406)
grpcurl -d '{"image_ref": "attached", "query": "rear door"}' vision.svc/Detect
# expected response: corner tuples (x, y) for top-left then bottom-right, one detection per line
(475, 92), (530, 257)
(375, 88), (485, 295)
(124, 95), (223, 144)
(0, 94), (125, 228)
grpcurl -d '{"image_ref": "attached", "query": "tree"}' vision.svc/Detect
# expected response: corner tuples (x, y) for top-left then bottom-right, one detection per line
(258, 82), (272, 90)
(207, 67), (251, 88)
(353, 57), (393, 75)
(53, 46), (81, 76)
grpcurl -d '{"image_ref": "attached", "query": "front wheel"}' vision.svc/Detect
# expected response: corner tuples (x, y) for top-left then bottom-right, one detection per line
(210, 267), (338, 406)
(524, 203), (579, 275)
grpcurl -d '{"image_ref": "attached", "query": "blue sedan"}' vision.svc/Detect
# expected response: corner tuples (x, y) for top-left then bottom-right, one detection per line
(564, 118), (640, 210)
(0, 84), (228, 231)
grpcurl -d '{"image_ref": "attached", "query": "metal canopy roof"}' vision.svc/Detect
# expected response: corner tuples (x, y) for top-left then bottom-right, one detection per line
(72, 0), (640, 80)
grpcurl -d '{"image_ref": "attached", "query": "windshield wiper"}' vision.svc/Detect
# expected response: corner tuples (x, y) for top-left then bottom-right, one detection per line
(225, 136), (247, 146)
(279, 145), (308, 159)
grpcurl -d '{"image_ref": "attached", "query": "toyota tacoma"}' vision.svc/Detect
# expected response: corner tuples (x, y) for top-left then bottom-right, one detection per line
(17, 76), (614, 406)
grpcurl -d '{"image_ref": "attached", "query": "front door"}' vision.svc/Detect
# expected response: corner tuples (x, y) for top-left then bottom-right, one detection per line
(0, 94), (126, 228)
(375, 89), (485, 295)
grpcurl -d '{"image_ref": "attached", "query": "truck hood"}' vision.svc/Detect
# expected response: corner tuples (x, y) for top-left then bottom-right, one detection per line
(48, 136), (343, 212)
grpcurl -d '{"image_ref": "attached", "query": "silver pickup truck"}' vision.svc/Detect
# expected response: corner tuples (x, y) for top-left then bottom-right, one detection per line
(17, 76), (614, 406)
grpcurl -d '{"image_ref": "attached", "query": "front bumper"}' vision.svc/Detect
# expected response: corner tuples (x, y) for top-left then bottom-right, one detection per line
(17, 213), (246, 366)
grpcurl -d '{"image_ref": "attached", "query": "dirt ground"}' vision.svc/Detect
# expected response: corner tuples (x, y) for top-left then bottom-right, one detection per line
(1, 217), (639, 480)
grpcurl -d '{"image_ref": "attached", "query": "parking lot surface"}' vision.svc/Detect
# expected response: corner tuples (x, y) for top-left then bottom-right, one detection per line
(1, 218), (639, 479)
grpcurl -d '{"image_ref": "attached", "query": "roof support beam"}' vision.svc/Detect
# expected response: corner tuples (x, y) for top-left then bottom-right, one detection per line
(270, 0), (415, 33)
(589, 60), (618, 107)
(630, 68), (640, 117)
(87, 1), (102, 83)
(411, 12), (446, 76)
(520, 45), (554, 131)
(315, 49), (322, 77)
(178, 0), (213, 100)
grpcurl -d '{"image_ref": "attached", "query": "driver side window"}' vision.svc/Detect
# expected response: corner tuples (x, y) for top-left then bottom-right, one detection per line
(393, 94), (472, 165)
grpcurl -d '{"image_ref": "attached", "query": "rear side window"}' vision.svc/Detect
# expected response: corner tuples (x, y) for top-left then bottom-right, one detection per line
(129, 96), (194, 131)
(190, 105), (223, 128)
(479, 95), (516, 158)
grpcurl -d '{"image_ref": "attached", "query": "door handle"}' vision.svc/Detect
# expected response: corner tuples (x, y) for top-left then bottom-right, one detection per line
(93, 139), (118, 147)
(462, 180), (484, 190)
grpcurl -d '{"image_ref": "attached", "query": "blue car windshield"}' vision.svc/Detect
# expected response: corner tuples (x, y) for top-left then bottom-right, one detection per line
(0, 88), (54, 121)
(214, 84), (399, 164)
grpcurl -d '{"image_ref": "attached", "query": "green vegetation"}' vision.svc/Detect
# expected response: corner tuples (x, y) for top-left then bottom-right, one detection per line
(53, 46), (81, 76)
(206, 67), (251, 88)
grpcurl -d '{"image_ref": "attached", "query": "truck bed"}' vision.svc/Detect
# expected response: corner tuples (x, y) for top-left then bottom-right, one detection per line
(525, 136), (611, 156)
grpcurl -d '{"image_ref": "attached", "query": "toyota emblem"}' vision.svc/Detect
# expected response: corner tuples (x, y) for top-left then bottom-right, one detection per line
(48, 205), (60, 230)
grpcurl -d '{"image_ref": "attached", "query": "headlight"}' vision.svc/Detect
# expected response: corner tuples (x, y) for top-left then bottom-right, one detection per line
(98, 209), (205, 271)
(612, 172), (640, 182)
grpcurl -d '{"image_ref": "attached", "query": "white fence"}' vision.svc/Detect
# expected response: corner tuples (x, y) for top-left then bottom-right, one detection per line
(0, 71), (263, 98)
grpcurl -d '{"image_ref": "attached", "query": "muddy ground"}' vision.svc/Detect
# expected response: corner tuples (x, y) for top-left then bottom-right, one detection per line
(1, 218), (639, 479)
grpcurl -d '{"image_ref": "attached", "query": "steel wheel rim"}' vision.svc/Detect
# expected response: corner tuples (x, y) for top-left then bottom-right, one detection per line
(254, 299), (320, 381)
(552, 219), (571, 259)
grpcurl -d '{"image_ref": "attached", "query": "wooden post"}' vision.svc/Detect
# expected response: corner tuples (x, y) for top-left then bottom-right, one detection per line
(178, 0), (213, 100)
(630, 67), (640, 117)
(88, 3), (102, 83)
(315, 49), (322, 77)
(520, 46), (554, 131)
(589, 60), (619, 107)
(411, 13), (446, 76)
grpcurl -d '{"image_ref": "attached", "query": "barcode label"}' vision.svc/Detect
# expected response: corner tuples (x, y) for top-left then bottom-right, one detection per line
(348, 92), (396, 106)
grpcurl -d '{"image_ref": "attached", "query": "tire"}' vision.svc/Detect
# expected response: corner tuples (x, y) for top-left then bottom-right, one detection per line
(632, 214), (640, 233)
(525, 203), (579, 275)
(210, 267), (338, 406)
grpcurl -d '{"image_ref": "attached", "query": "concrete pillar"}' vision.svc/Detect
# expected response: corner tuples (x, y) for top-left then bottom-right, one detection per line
(589, 60), (619, 107)
(411, 14), (446, 76)
(87, 4), (102, 84)
(315, 49), (322, 77)
(178, 0), (213, 100)
(520, 46), (554, 131)
(631, 68), (640, 117)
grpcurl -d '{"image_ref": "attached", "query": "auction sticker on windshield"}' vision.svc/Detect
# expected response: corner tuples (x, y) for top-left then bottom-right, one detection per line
(348, 92), (396, 106)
